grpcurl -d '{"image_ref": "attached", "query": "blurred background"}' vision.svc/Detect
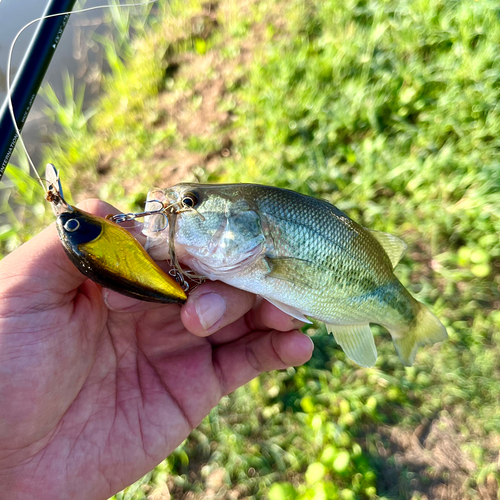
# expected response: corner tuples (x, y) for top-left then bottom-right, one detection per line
(1, 0), (500, 498)
(0, 0), (117, 174)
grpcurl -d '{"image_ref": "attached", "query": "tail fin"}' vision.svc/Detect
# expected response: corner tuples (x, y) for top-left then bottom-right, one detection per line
(391, 303), (447, 366)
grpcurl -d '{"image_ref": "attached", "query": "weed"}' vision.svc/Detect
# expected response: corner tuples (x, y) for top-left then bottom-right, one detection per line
(3, 0), (500, 498)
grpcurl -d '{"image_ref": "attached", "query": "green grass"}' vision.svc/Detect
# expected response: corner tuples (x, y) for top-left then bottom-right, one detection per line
(3, 0), (500, 498)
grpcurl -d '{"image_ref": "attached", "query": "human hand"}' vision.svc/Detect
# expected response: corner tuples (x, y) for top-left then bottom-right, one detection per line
(0, 199), (313, 500)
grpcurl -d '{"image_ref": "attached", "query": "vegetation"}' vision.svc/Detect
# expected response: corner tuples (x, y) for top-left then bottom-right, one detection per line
(2, 0), (500, 498)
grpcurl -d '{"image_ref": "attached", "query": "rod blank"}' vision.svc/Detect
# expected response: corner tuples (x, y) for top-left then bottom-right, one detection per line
(0, 0), (77, 179)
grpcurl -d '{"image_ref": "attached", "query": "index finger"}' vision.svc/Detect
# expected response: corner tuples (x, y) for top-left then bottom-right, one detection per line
(181, 281), (305, 344)
(0, 222), (85, 298)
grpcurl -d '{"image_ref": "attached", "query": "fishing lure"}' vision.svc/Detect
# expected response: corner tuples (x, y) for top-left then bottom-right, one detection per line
(46, 164), (187, 303)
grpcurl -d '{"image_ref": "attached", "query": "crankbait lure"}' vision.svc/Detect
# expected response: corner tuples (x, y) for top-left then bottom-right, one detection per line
(45, 164), (186, 303)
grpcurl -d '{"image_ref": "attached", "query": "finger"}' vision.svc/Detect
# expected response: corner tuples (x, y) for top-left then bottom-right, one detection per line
(0, 222), (87, 296)
(77, 198), (116, 217)
(198, 298), (305, 346)
(246, 298), (305, 332)
(181, 281), (256, 337)
(181, 280), (304, 340)
(213, 330), (314, 395)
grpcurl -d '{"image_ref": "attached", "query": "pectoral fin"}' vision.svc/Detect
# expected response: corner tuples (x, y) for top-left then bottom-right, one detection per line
(327, 323), (377, 367)
(368, 230), (407, 268)
(265, 256), (317, 289)
(265, 297), (313, 323)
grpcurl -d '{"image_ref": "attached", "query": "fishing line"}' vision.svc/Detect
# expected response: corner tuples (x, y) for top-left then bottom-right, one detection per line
(6, 0), (159, 191)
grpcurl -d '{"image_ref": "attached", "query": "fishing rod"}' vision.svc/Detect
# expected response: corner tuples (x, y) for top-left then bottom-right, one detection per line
(0, 0), (188, 303)
(0, 0), (77, 180)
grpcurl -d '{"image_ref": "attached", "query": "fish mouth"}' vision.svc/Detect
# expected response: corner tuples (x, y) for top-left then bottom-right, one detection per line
(181, 241), (265, 279)
(143, 188), (169, 236)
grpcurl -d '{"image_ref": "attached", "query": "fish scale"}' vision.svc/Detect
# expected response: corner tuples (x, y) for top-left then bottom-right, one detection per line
(144, 183), (447, 367)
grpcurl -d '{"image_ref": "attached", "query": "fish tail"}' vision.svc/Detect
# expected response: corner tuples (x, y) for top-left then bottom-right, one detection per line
(391, 303), (447, 366)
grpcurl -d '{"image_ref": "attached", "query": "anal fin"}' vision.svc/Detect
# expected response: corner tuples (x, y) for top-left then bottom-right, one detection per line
(327, 323), (377, 367)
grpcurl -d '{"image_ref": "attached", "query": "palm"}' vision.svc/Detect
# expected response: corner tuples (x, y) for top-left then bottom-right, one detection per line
(0, 201), (312, 500)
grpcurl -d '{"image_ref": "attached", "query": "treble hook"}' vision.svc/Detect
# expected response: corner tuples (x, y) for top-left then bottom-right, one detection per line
(107, 200), (168, 225)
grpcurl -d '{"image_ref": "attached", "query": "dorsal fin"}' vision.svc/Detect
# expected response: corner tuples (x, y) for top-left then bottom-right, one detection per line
(368, 230), (407, 268)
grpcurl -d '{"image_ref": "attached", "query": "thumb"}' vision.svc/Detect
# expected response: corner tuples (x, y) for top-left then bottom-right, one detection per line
(0, 199), (137, 299)
(0, 221), (88, 300)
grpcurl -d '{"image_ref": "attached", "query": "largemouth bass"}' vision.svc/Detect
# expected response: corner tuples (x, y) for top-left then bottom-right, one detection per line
(143, 184), (447, 367)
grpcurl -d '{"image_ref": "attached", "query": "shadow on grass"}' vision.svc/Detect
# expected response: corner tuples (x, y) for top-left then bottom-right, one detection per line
(365, 415), (499, 500)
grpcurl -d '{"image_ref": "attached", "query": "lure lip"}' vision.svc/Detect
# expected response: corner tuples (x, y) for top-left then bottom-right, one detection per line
(45, 163), (73, 216)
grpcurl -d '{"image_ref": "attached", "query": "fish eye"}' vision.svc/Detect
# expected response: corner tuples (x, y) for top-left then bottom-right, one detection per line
(182, 192), (199, 208)
(64, 218), (80, 232)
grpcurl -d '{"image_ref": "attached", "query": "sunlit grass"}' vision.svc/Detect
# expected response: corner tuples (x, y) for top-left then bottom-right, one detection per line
(2, 0), (500, 498)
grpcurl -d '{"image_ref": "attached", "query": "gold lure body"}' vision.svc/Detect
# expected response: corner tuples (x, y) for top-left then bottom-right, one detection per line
(47, 165), (186, 304)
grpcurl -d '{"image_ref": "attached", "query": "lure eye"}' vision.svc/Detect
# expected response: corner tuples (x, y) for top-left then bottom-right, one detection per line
(63, 218), (80, 232)
(182, 192), (199, 208)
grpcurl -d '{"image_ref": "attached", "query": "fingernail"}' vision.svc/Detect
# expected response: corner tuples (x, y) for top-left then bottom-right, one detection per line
(195, 293), (226, 331)
(304, 335), (315, 353)
(291, 318), (306, 329)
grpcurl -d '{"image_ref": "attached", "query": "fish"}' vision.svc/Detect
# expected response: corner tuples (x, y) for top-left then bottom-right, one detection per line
(143, 183), (447, 367)
(46, 164), (187, 304)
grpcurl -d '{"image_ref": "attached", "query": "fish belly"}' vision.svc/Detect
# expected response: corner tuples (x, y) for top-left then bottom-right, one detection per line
(186, 251), (415, 332)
